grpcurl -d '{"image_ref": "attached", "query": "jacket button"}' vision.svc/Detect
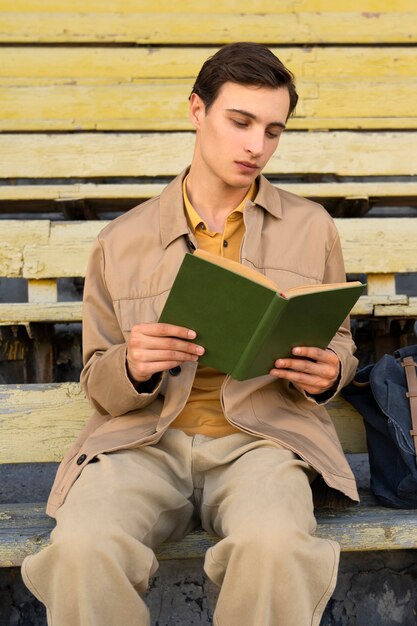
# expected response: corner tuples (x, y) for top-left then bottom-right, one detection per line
(76, 454), (87, 465)
(169, 366), (181, 376)
(186, 238), (196, 252)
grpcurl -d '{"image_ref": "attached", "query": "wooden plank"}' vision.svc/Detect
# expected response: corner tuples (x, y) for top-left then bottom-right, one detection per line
(1, 47), (416, 131)
(0, 302), (83, 325)
(28, 279), (57, 304)
(0, 218), (413, 279)
(1, 218), (416, 278)
(1, 182), (417, 204)
(0, 295), (413, 326)
(1, 294), (413, 325)
(336, 218), (417, 274)
(324, 396), (366, 454)
(1, 4), (416, 44)
(1, 500), (416, 567)
(23, 222), (101, 279)
(2, 84), (415, 132)
(1, 132), (416, 178)
(2, 46), (415, 81)
(374, 297), (417, 317)
(0, 383), (367, 463)
(3, 1), (415, 12)
(0, 383), (90, 463)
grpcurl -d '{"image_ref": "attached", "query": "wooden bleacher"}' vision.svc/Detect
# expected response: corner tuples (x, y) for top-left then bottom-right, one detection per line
(0, 0), (416, 604)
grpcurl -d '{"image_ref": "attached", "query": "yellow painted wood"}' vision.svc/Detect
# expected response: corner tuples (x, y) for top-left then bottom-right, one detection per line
(2, 90), (413, 131)
(336, 218), (417, 274)
(0, 246), (22, 279)
(2, 1), (415, 12)
(2, 503), (417, 568)
(1, 45), (416, 130)
(1, 7), (415, 44)
(1, 216), (416, 278)
(1, 182), (417, 204)
(1, 132), (416, 178)
(2, 46), (416, 81)
(2, 46), (416, 131)
(0, 220), (49, 246)
(0, 295), (408, 325)
(367, 275), (396, 296)
(325, 396), (367, 453)
(374, 297), (417, 317)
(0, 383), (90, 463)
(0, 383), (366, 464)
(0, 302), (83, 325)
(27, 279), (57, 304)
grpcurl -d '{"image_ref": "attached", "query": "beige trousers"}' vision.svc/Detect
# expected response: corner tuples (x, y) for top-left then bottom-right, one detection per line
(22, 430), (339, 626)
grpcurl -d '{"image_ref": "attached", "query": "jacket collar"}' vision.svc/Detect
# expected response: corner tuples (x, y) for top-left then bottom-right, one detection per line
(159, 168), (282, 249)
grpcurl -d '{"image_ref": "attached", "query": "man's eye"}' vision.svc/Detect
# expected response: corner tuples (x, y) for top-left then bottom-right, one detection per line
(266, 130), (280, 139)
(233, 119), (248, 128)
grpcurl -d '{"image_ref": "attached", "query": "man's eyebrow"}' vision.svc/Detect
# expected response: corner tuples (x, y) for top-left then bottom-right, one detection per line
(226, 108), (286, 129)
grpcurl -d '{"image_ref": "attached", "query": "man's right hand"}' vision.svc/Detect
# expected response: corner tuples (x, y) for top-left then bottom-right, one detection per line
(126, 322), (205, 383)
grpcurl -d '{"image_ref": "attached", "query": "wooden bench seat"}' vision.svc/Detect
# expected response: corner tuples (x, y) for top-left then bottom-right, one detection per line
(2, 497), (417, 569)
(1, 382), (416, 569)
(1, 1), (416, 45)
(1, 3), (417, 608)
(1, 46), (416, 131)
(1, 217), (417, 327)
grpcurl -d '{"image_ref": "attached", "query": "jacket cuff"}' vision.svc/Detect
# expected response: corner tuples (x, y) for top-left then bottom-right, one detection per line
(82, 344), (163, 417)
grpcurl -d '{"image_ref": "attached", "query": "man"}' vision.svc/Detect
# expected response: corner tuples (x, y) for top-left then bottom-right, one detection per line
(22, 42), (359, 626)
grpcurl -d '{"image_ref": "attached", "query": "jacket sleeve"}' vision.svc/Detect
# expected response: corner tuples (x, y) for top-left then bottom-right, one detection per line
(80, 237), (163, 418)
(297, 222), (359, 404)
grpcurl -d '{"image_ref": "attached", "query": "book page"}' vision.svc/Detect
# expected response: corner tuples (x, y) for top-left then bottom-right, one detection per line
(193, 249), (278, 291)
(285, 281), (363, 297)
(193, 249), (363, 297)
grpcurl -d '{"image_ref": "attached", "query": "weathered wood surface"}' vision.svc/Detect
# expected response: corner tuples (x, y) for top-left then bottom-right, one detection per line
(0, 218), (416, 322)
(1, 218), (416, 279)
(1, 132), (416, 178)
(1, 499), (416, 568)
(0, 295), (414, 326)
(1, 0), (416, 44)
(1, 181), (417, 205)
(1, 46), (416, 130)
(0, 383), (90, 463)
(0, 383), (366, 463)
(0, 302), (83, 325)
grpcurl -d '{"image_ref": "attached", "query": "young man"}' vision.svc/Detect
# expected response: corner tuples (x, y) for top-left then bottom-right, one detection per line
(22, 42), (359, 626)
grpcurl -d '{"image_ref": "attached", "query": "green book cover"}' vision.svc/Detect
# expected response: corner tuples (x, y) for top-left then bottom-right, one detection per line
(159, 250), (365, 381)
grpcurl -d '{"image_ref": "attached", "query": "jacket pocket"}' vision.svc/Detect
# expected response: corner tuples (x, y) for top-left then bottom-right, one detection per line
(117, 293), (170, 334)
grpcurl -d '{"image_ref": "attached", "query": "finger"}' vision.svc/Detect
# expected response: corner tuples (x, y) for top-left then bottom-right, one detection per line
(292, 346), (338, 364)
(269, 367), (330, 394)
(132, 322), (197, 340)
(130, 348), (201, 364)
(130, 334), (205, 356)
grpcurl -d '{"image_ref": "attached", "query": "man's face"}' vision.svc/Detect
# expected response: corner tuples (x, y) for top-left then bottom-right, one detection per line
(189, 81), (290, 189)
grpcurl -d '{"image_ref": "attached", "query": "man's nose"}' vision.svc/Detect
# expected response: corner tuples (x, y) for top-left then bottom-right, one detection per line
(245, 130), (264, 156)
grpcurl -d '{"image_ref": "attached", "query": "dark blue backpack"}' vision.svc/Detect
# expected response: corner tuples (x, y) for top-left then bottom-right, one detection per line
(342, 345), (417, 509)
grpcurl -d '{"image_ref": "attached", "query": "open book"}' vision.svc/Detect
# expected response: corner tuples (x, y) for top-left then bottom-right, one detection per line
(159, 249), (365, 381)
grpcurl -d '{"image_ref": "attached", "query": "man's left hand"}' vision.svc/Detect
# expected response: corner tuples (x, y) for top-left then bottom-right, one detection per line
(269, 347), (340, 396)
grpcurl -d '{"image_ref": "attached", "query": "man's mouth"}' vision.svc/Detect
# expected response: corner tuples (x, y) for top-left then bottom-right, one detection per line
(235, 161), (258, 171)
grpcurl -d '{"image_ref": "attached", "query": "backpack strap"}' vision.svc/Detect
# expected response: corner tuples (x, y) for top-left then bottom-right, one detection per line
(402, 355), (417, 458)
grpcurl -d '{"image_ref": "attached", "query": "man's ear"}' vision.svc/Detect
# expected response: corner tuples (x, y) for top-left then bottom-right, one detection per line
(189, 93), (206, 129)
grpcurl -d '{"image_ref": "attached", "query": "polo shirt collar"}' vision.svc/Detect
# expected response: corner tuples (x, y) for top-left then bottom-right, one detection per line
(159, 168), (282, 248)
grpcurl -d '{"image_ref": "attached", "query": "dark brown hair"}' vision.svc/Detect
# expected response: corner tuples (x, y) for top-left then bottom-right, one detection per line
(190, 42), (298, 118)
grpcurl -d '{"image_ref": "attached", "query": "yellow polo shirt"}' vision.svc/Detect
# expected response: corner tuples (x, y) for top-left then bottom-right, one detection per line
(170, 177), (256, 437)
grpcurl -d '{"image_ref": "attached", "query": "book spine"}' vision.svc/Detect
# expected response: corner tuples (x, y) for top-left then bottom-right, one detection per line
(231, 295), (284, 380)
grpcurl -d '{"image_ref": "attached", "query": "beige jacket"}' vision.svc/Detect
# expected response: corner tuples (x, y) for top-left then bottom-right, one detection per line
(47, 170), (359, 517)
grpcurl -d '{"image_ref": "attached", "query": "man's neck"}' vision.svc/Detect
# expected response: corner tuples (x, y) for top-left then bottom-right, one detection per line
(186, 168), (251, 233)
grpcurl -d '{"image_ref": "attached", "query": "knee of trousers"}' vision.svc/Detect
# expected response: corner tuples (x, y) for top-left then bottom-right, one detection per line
(26, 523), (158, 595)
(205, 520), (319, 587)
